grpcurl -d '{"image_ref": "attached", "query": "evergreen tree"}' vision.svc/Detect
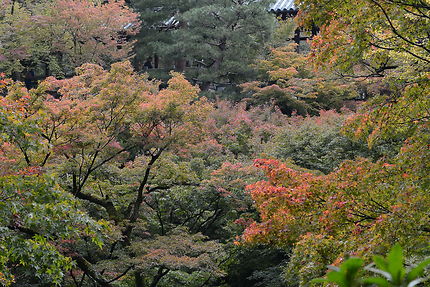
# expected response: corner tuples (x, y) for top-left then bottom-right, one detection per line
(132, 0), (274, 87)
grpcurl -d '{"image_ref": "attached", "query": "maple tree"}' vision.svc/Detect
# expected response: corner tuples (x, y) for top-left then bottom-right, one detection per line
(0, 77), (107, 286)
(237, 70), (429, 287)
(128, 228), (226, 286)
(1, 0), (429, 285)
(0, 174), (107, 286)
(237, 73), (429, 286)
(241, 43), (359, 116)
(269, 110), (401, 173)
(0, 62), (218, 285)
(0, 0), (139, 78)
(204, 100), (288, 158)
(240, 133), (429, 284)
(299, 0), (430, 77)
(114, 101), (293, 285)
(234, 2), (430, 285)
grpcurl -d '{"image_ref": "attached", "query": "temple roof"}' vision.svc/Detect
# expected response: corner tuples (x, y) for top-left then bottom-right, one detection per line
(269, 0), (297, 13)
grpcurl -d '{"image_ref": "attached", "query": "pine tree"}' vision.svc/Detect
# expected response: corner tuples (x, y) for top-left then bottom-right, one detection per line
(131, 0), (274, 87)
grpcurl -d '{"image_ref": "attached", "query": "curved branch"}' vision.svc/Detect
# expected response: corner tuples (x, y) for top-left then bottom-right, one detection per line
(369, 0), (430, 55)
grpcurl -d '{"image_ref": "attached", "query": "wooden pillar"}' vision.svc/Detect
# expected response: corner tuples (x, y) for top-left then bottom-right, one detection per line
(154, 54), (159, 69)
(311, 23), (320, 37)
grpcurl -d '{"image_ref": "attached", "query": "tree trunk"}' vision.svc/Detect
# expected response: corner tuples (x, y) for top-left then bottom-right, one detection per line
(135, 272), (144, 287)
(154, 54), (159, 69)
(174, 58), (186, 72)
(149, 267), (169, 287)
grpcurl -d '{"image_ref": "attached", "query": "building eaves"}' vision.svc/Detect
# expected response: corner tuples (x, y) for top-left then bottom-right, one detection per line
(269, 0), (297, 13)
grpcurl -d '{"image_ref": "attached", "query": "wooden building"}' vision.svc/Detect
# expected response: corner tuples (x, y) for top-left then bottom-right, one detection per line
(269, 0), (319, 52)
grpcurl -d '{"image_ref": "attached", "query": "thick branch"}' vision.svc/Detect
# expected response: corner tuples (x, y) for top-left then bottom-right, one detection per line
(73, 189), (120, 222)
(107, 266), (134, 283)
(123, 148), (164, 242)
(72, 254), (114, 287)
(149, 266), (170, 287)
(129, 149), (163, 223)
(147, 182), (200, 193)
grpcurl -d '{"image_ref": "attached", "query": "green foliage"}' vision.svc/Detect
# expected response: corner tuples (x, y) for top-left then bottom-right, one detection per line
(237, 2), (430, 286)
(240, 113), (429, 284)
(343, 77), (430, 150)
(268, 110), (399, 173)
(312, 257), (364, 287)
(0, 63), (218, 286)
(313, 244), (430, 287)
(270, 19), (297, 48)
(205, 100), (288, 159)
(225, 246), (288, 287)
(283, 234), (344, 286)
(300, 0), (430, 79)
(0, 175), (106, 285)
(1, 0), (429, 285)
(132, 0), (274, 84)
(129, 228), (226, 282)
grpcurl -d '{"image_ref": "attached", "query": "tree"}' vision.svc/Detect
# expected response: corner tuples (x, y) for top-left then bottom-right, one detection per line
(240, 43), (360, 115)
(240, 136), (429, 284)
(299, 0), (430, 77)
(235, 2), (430, 285)
(0, 61), (216, 285)
(131, 0), (274, 86)
(204, 100), (289, 159)
(0, 174), (108, 286)
(129, 228), (226, 287)
(0, 78), (107, 285)
(0, 0), (140, 79)
(238, 77), (430, 283)
(266, 110), (399, 174)
(129, 0), (197, 71)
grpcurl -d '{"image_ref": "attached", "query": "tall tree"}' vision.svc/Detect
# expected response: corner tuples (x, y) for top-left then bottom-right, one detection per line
(132, 0), (274, 86)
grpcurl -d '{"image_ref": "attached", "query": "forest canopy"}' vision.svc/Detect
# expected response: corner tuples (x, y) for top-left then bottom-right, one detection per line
(0, 0), (429, 286)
